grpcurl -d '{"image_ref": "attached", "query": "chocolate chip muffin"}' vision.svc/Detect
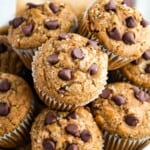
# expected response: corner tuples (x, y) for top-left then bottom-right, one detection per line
(0, 73), (35, 148)
(32, 33), (108, 111)
(0, 35), (23, 75)
(78, 0), (150, 70)
(92, 82), (150, 150)
(31, 107), (103, 150)
(8, 1), (77, 69)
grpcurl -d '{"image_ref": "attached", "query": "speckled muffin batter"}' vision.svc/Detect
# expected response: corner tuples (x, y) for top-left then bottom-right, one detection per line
(32, 33), (108, 110)
(31, 107), (103, 150)
(0, 73), (35, 148)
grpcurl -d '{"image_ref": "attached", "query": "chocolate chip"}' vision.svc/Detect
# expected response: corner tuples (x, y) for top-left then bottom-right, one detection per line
(0, 43), (7, 53)
(9, 17), (25, 28)
(58, 69), (72, 81)
(0, 103), (10, 116)
(48, 53), (59, 65)
(88, 63), (98, 76)
(145, 64), (150, 74)
(80, 130), (91, 142)
(111, 95), (126, 106)
(122, 0), (134, 7)
(43, 139), (55, 150)
(141, 18), (149, 27)
(66, 144), (78, 150)
(57, 87), (67, 94)
(100, 88), (112, 99)
(122, 32), (135, 45)
(45, 111), (57, 125)
(131, 59), (140, 65)
(22, 24), (34, 36)
(65, 124), (78, 137)
(71, 48), (84, 60)
(67, 111), (77, 119)
(125, 16), (137, 28)
(49, 3), (59, 13)
(45, 20), (59, 30)
(142, 50), (150, 60)
(124, 115), (139, 126)
(107, 28), (122, 41)
(87, 40), (98, 49)
(27, 3), (39, 9)
(0, 79), (11, 92)
(58, 33), (70, 40)
(105, 0), (116, 12)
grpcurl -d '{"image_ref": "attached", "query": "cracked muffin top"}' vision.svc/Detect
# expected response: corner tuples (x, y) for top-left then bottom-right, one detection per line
(32, 33), (108, 106)
(31, 107), (103, 150)
(83, 0), (150, 59)
(92, 82), (150, 139)
(8, 1), (77, 49)
(0, 73), (33, 136)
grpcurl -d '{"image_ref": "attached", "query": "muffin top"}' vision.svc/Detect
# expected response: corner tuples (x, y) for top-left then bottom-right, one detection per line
(8, 1), (77, 49)
(32, 33), (108, 106)
(121, 49), (150, 88)
(92, 82), (150, 139)
(85, 0), (150, 59)
(0, 73), (33, 136)
(31, 107), (103, 150)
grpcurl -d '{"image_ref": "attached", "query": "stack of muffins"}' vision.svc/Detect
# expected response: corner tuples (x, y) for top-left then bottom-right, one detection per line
(0, 0), (150, 149)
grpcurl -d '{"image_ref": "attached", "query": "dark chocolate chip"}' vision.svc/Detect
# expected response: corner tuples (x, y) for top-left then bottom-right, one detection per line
(9, 17), (25, 28)
(125, 16), (137, 28)
(27, 3), (39, 9)
(87, 40), (98, 49)
(71, 48), (84, 60)
(58, 33), (70, 40)
(131, 59), (140, 65)
(141, 18), (149, 27)
(111, 95), (126, 106)
(48, 53), (59, 65)
(22, 24), (34, 36)
(105, 0), (116, 12)
(65, 124), (78, 137)
(107, 28), (122, 41)
(43, 139), (55, 150)
(67, 111), (77, 119)
(0, 103), (10, 116)
(45, 20), (59, 30)
(45, 111), (57, 125)
(58, 69), (72, 81)
(0, 79), (11, 92)
(88, 63), (98, 76)
(122, 0), (134, 7)
(142, 50), (150, 60)
(124, 115), (139, 126)
(122, 32), (135, 45)
(66, 144), (78, 150)
(80, 130), (91, 142)
(145, 64), (150, 74)
(0, 43), (7, 53)
(100, 88), (112, 99)
(49, 2), (59, 13)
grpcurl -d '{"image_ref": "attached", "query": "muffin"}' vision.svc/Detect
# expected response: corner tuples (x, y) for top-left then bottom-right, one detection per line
(0, 35), (23, 75)
(31, 107), (103, 150)
(32, 33), (108, 111)
(92, 82), (150, 150)
(78, 0), (150, 70)
(0, 73), (35, 148)
(8, 1), (77, 69)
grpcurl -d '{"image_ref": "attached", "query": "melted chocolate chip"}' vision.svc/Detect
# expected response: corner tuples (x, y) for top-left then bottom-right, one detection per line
(87, 40), (98, 49)
(45, 20), (59, 30)
(88, 63), (98, 76)
(112, 95), (126, 106)
(122, 0), (134, 7)
(122, 32), (135, 45)
(0, 43), (7, 53)
(145, 64), (150, 74)
(141, 18), (149, 27)
(45, 111), (57, 125)
(49, 2), (59, 13)
(80, 130), (91, 142)
(131, 59), (140, 65)
(107, 28), (122, 41)
(58, 69), (72, 81)
(65, 124), (78, 137)
(124, 115), (139, 126)
(58, 33), (70, 40)
(125, 16), (137, 28)
(0, 103), (10, 116)
(22, 23), (34, 36)
(43, 139), (55, 150)
(100, 88), (112, 99)
(27, 3), (39, 9)
(142, 50), (150, 60)
(48, 53), (59, 65)
(105, 0), (116, 12)
(9, 17), (25, 28)
(71, 48), (84, 59)
(67, 111), (77, 119)
(66, 144), (79, 150)
(0, 79), (11, 92)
